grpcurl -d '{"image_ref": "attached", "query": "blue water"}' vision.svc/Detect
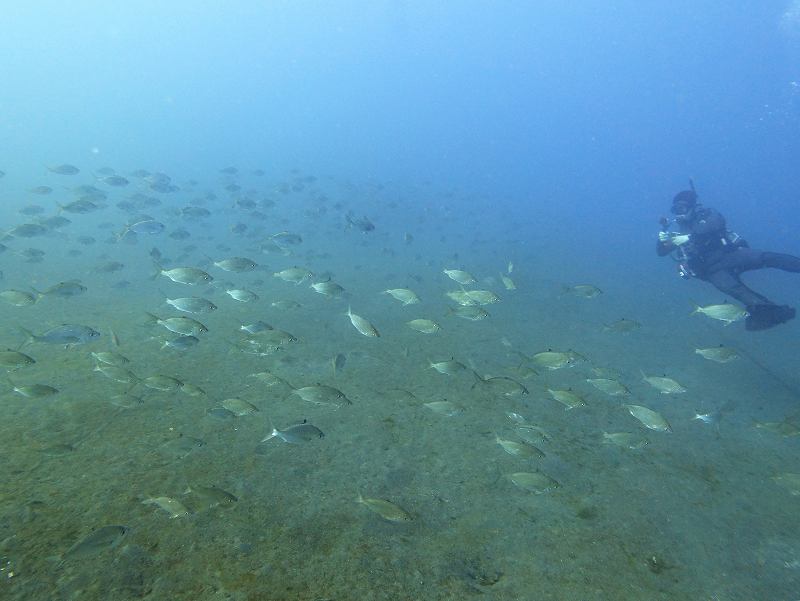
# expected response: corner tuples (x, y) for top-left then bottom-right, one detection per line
(2, 2), (800, 600)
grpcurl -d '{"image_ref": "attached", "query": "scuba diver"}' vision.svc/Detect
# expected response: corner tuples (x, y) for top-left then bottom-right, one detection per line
(657, 182), (800, 330)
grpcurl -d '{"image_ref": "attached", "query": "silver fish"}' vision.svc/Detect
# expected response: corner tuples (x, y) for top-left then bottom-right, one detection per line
(346, 306), (380, 337)
(154, 265), (212, 285)
(261, 420), (324, 443)
(21, 324), (100, 346)
(165, 296), (217, 314)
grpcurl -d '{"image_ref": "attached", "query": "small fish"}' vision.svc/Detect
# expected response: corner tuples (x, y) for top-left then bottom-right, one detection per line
(212, 257), (258, 272)
(59, 198), (100, 213)
(446, 290), (477, 306)
(142, 496), (190, 518)
(222, 398), (260, 416)
(602, 432), (649, 449)
(21, 324), (100, 346)
(754, 419), (800, 437)
(464, 289), (500, 305)
(165, 296), (217, 314)
(406, 319), (441, 334)
(382, 288), (420, 305)
(508, 472), (560, 494)
(94, 364), (139, 384)
(624, 404), (672, 432)
(154, 264), (212, 285)
(331, 353), (347, 377)
(500, 274), (516, 290)
(91, 351), (130, 366)
(142, 375), (183, 391)
(109, 393), (144, 408)
(180, 382), (206, 397)
(547, 388), (586, 409)
(443, 269), (475, 285)
(694, 345), (740, 363)
(474, 375), (529, 396)
(32, 280), (87, 298)
(516, 424), (552, 444)
(7, 380), (59, 398)
(184, 485), (238, 509)
(692, 411), (720, 425)
(564, 284), (603, 298)
(271, 299), (302, 310)
(357, 492), (412, 522)
(161, 335), (200, 351)
(346, 306), (380, 337)
(63, 525), (128, 560)
(7, 223), (48, 238)
(249, 371), (291, 387)
(269, 231), (303, 246)
(261, 420), (324, 443)
(429, 359), (467, 375)
(691, 302), (748, 325)
(0, 290), (37, 306)
(310, 280), (345, 297)
(145, 313), (207, 336)
(345, 212), (375, 232)
(506, 411), (528, 424)
(226, 288), (259, 302)
(291, 385), (352, 407)
(39, 215), (70, 229)
(447, 305), (489, 321)
(586, 378), (629, 396)
(181, 206), (210, 218)
(531, 350), (581, 370)
(47, 164), (80, 175)
(94, 261), (124, 273)
(640, 371), (686, 394)
(241, 321), (273, 334)
(495, 435), (545, 458)
(424, 400), (463, 416)
(603, 318), (641, 333)
(274, 267), (313, 284)
(99, 175), (129, 186)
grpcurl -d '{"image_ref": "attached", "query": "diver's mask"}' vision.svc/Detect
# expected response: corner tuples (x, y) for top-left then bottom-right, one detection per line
(670, 190), (698, 222)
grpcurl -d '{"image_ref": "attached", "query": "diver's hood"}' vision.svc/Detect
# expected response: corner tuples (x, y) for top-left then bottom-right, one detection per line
(671, 189), (698, 215)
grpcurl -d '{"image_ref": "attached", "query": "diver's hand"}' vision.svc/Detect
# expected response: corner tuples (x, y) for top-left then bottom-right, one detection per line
(658, 232), (690, 245)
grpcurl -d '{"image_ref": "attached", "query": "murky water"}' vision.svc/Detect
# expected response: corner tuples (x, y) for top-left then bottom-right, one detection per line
(1, 172), (799, 601)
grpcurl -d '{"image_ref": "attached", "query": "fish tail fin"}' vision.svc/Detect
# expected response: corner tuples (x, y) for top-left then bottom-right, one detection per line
(260, 418), (277, 442)
(149, 262), (162, 280)
(29, 287), (44, 302)
(115, 224), (133, 242)
(17, 326), (35, 349)
(470, 370), (486, 389)
(689, 301), (701, 315)
(143, 312), (160, 326)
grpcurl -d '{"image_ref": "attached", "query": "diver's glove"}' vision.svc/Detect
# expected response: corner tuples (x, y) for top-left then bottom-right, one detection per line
(659, 231), (690, 245)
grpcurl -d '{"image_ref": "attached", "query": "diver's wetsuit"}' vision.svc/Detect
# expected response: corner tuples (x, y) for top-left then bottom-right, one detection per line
(657, 205), (800, 329)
